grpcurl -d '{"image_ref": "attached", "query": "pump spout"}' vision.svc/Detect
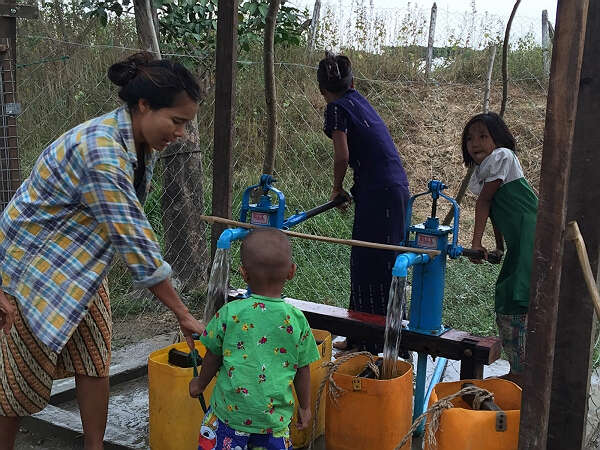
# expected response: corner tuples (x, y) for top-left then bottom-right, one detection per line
(392, 252), (430, 277)
(217, 228), (250, 249)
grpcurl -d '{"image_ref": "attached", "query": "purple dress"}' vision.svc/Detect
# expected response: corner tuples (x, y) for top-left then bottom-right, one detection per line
(324, 89), (410, 320)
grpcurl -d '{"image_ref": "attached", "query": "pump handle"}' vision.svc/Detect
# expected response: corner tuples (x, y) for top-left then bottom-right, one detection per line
(461, 248), (502, 264)
(304, 194), (350, 220)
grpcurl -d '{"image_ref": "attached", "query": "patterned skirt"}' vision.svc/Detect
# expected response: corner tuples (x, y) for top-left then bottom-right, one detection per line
(0, 279), (111, 417)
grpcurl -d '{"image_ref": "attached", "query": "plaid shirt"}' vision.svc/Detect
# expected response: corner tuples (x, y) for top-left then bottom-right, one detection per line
(0, 106), (171, 352)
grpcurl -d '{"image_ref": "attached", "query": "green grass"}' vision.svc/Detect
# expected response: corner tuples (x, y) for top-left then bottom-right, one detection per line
(444, 258), (500, 336)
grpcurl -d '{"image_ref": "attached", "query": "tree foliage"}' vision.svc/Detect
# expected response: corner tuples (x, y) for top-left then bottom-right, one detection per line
(80, 0), (309, 58)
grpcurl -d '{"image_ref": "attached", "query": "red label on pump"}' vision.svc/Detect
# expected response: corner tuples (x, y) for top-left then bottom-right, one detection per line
(417, 233), (438, 249)
(251, 212), (270, 225)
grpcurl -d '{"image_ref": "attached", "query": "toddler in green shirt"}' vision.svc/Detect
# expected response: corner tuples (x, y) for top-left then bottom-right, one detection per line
(190, 228), (320, 450)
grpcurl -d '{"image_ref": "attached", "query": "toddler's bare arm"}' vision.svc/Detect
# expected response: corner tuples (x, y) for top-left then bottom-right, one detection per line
(294, 365), (312, 429)
(189, 349), (222, 397)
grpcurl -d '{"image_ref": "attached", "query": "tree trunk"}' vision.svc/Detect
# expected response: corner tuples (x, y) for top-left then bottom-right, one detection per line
(262, 0), (282, 175)
(134, 0), (207, 289)
(160, 121), (208, 291)
(500, 0), (521, 118)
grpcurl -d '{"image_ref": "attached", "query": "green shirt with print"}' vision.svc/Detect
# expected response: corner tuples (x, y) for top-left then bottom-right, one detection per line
(200, 294), (320, 434)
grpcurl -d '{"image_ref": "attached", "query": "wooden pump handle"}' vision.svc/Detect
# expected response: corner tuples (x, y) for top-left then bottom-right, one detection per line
(200, 215), (441, 257)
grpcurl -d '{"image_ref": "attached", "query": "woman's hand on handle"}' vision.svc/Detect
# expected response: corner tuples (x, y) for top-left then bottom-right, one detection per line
(177, 312), (205, 351)
(149, 277), (205, 351)
(330, 187), (351, 212)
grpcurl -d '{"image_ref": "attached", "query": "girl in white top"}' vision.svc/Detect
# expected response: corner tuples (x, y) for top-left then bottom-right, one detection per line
(463, 112), (538, 386)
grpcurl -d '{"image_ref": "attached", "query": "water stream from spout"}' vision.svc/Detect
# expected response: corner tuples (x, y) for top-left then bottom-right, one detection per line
(203, 248), (231, 323)
(381, 275), (407, 380)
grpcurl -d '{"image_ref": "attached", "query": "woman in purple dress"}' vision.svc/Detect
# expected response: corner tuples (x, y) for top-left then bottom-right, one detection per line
(317, 53), (410, 352)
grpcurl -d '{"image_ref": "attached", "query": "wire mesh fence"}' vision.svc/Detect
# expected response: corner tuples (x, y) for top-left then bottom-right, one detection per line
(9, 1), (600, 445)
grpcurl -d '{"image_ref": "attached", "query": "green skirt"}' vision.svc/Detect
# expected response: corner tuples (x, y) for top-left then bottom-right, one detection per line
(490, 178), (538, 315)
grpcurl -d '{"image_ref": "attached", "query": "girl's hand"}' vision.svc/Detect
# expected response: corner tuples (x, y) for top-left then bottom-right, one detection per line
(469, 244), (487, 264)
(488, 248), (504, 264)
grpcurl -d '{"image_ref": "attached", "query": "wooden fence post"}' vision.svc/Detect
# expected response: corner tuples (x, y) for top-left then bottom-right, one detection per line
(424, 2), (437, 81)
(546, 1), (599, 448)
(133, 0), (160, 56)
(542, 10), (550, 79)
(518, 1), (590, 448)
(0, 0), (37, 211)
(308, 0), (321, 52)
(211, 0), (239, 258)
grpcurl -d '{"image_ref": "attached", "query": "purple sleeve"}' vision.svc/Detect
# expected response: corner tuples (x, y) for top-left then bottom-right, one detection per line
(323, 103), (349, 139)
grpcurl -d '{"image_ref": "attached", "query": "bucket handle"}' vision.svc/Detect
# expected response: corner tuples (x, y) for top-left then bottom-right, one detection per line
(190, 349), (208, 413)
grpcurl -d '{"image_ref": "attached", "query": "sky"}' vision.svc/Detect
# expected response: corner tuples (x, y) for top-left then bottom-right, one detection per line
(292, 0), (558, 22)
(289, 0), (559, 46)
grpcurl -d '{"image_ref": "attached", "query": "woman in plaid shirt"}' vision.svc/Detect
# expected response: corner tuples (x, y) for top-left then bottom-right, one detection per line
(0, 52), (205, 449)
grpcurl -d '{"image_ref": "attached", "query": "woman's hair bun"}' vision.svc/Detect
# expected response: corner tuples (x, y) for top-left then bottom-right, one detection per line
(323, 51), (341, 80)
(108, 52), (155, 87)
(317, 52), (352, 93)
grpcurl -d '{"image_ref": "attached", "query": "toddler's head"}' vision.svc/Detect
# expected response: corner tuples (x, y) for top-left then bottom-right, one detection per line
(461, 112), (516, 167)
(240, 228), (295, 295)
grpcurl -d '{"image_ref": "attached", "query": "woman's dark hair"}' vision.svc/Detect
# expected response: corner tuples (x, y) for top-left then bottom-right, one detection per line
(108, 52), (200, 110)
(461, 112), (516, 167)
(317, 52), (353, 94)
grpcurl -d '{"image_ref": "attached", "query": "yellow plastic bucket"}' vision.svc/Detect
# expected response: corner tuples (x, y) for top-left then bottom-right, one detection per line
(325, 355), (413, 450)
(148, 340), (216, 450)
(289, 329), (332, 448)
(425, 378), (522, 450)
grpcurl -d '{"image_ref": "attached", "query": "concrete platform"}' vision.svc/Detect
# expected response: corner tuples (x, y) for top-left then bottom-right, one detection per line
(15, 333), (599, 450)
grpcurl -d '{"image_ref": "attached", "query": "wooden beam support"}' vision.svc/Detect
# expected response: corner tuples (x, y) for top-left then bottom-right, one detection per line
(283, 297), (501, 378)
(518, 1), (590, 448)
(211, 0), (238, 258)
(547, 2), (600, 448)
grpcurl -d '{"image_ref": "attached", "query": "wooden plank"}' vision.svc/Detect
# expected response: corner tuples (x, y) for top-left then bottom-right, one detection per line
(284, 298), (501, 367)
(547, 1), (600, 447)
(211, 0), (238, 258)
(518, 1), (590, 448)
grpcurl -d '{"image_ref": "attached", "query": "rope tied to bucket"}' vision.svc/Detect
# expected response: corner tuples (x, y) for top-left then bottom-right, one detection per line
(308, 351), (376, 450)
(394, 384), (495, 450)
